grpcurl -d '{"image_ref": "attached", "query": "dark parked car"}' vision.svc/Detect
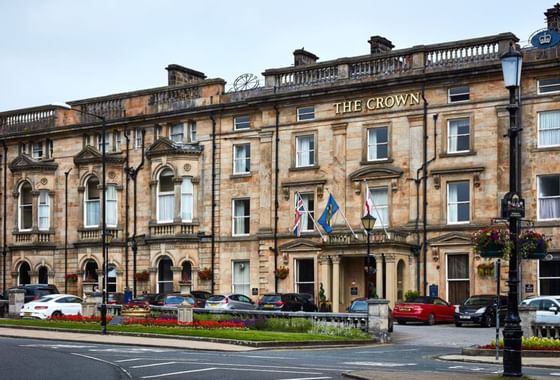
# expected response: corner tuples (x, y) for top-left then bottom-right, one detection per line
(107, 292), (124, 305)
(258, 293), (317, 312)
(191, 290), (212, 308)
(347, 298), (394, 332)
(128, 293), (160, 307)
(455, 295), (508, 327)
(9, 284), (59, 303)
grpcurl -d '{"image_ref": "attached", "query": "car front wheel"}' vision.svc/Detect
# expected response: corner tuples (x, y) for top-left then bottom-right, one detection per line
(426, 313), (436, 326)
(481, 314), (493, 328)
(51, 311), (63, 318)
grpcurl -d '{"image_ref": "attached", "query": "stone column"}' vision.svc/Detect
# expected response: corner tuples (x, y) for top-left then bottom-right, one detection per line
(258, 130), (273, 234)
(150, 180), (157, 222)
(376, 255), (383, 299)
(332, 256), (341, 312)
(173, 178), (182, 223)
(385, 255), (396, 306)
(171, 266), (182, 292)
(518, 304), (537, 338)
(319, 256), (331, 301)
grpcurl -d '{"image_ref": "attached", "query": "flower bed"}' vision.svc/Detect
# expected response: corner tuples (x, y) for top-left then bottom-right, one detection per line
(50, 315), (113, 323)
(481, 336), (560, 351)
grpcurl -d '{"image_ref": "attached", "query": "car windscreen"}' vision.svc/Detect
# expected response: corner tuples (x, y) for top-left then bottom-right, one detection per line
(464, 296), (494, 306)
(350, 301), (367, 312)
(261, 295), (281, 303)
(207, 295), (225, 302)
(408, 297), (432, 304)
(37, 295), (58, 302)
(165, 296), (185, 304)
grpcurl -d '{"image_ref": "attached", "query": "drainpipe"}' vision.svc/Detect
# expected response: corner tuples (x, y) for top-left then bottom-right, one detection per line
(273, 105), (280, 293)
(123, 128), (130, 290)
(64, 168), (72, 293)
(129, 129), (145, 297)
(2, 142), (6, 295)
(210, 114), (216, 294)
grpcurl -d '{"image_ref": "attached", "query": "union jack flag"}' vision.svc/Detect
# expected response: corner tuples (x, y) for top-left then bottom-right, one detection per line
(292, 193), (306, 237)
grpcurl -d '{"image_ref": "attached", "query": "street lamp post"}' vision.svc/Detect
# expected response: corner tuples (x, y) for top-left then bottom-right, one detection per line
(361, 213), (376, 299)
(500, 44), (523, 377)
(56, 104), (108, 334)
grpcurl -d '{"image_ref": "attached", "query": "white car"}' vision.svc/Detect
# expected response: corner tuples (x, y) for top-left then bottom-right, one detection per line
(521, 295), (560, 323)
(20, 294), (83, 320)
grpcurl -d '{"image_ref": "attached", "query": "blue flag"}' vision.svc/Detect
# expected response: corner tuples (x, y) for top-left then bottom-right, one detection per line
(318, 194), (339, 234)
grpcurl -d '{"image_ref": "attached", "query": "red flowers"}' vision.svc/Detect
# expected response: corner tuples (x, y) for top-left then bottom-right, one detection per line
(121, 318), (245, 329)
(49, 315), (112, 322)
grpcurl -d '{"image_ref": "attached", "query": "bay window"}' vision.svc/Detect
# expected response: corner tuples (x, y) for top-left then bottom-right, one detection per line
(38, 190), (50, 230)
(181, 177), (193, 222)
(157, 169), (175, 223)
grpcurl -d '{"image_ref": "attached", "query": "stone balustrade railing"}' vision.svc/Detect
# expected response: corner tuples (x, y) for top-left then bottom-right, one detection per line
(532, 323), (560, 339)
(326, 230), (409, 246)
(0, 105), (57, 135)
(149, 223), (197, 237)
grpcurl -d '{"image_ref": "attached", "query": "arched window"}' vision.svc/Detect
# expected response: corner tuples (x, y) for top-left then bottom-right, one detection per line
(84, 260), (99, 283)
(38, 266), (49, 284)
(181, 261), (192, 282)
(157, 169), (175, 223)
(19, 262), (31, 285)
(18, 182), (33, 231)
(397, 259), (405, 302)
(85, 177), (100, 227)
(181, 177), (193, 222)
(157, 256), (173, 294)
(38, 190), (50, 231)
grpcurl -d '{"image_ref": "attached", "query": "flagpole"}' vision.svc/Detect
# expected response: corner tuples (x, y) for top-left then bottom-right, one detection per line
(296, 191), (325, 239)
(326, 189), (357, 238)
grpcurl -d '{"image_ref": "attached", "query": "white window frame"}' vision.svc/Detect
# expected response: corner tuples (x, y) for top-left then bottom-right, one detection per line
(233, 143), (251, 174)
(134, 129), (144, 149)
(84, 177), (100, 228)
(298, 193), (315, 232)
(96, 133), (109, 152)
(157, 169), (175, 223)
(232, 198), (250, 236)
(107, 265), (117, 293)
(295, 258), (315, 295)
(181, 177), (193, 222)
(170, 123), (184, 145)
(112, 130), (121, 152)
(537, 111), (560, 148)
(295, 134), (315, 168)
(18, 182), (33, 231)
(367, 127), (388, 161)
(369, 187), (389, 228)
(538, 78), (560, 95)
(38, 190), (50, 231)
(32, 142), (43, 159)
(234, 115), (250, 130)
(188, 121), (197, 142)
(232, 260), (250, 296)
(448, 86), (470, 103)
(447, 181), (470, 224)
(445, 253), (470, 304)
(106, 184), (117, 227)
(447, 118), (470, 154)
(297, 106), (315, 121)
(155, 126), (163, 140)
(537, 174), (560, 221)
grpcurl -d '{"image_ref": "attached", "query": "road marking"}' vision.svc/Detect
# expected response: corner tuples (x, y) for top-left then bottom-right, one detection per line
(355, 348), (419, 354)
(72, 353), (132, 378)
(20, 344), (96, 349)
(116, 358), (144, 363)
(550, 373), (560, 376)
(344, 361), (416, 367)
(275, 377), (331, 380)
(131, 361), (177, 369)
(242, 355), (291, 359)
(225, 368), (323, 374)
(141, 368), (216, 378)
(89, 348), (170, 353)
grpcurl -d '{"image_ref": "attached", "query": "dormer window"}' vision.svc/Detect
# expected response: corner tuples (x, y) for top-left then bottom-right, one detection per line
(448, 86), (470, 103)
(297, 106), (315, 121)
(234, 115), (250, 130)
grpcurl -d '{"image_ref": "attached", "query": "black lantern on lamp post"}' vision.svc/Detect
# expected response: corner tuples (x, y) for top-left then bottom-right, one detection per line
(500, 44), (523, 377)
(56, 104), (108, 335)
(361, 213), (376, 299)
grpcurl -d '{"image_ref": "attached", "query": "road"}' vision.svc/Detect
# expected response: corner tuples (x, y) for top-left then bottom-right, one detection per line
(0, 324), (557, 379)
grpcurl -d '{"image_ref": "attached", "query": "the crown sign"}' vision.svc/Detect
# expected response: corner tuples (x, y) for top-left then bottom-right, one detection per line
(540, 32), (552, 44)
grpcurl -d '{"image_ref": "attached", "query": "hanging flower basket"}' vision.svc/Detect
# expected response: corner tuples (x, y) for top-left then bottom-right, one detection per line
(198, 268), (212, 281)
(477, 262), (495, 277)
(65, 273), (78, 283)
(274, 266), (289, 280)
(472, 226), (511, 259)
(519, 230), (549, 260)
(134, 270), (150, 282)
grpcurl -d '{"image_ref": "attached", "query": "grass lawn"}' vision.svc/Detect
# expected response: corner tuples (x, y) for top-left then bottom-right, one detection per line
(0, 319), (370, 342)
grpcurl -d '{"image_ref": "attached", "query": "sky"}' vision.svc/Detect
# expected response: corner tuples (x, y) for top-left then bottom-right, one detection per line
(0, 0), (554, 112)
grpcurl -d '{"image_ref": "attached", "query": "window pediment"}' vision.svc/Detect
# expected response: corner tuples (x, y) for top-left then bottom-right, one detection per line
(73, 146), (124, 166)
(9, 154), (57, 172)
(429, 232), (472, 246)
(349, 164), (403, 182)
(279, 239), (321, 252)
(146, 137), (202, 159)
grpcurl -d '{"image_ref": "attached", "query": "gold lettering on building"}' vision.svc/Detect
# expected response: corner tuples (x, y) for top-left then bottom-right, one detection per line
(334, 92), (420, 114)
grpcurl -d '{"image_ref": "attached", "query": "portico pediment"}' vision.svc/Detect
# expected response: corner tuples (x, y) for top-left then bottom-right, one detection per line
(145, 137), (203, 159)
(9, 154), (58, 172)
(429, 232), (473, 246)
(279, 239), (321, 252)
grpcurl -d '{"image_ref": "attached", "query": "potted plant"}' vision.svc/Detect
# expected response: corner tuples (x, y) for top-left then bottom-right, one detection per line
(198, 268), (212, 281)
(472, 226), (511, 259)
(65, 273), (78, 283)
(274, 266), (289, 280)
(134, 270), (150, 282)
(518, 230), (549, 260)
(477, 262), (495, 277)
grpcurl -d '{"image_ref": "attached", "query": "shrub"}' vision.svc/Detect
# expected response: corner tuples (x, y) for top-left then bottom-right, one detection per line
(404, 290), (419, 301)
(309, 325), (369, 339)
(263, 317), (312, 333)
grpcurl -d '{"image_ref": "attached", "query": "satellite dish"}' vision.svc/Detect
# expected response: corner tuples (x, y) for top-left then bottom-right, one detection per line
(233, 73), (260, 91)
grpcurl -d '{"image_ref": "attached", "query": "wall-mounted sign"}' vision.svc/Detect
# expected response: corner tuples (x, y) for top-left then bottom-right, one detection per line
(530, 29), (560, 48)
(525, 284), (534, 293)
(350, 287), (358, 296)
(334, 92), (420, 115)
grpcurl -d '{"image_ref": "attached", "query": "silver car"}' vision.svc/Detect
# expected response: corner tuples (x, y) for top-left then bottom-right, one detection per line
(204, 293), (256, 310)
(521, 295), (560, 323)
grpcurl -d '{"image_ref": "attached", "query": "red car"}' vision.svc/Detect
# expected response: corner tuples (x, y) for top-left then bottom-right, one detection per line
(393, 296), (455, 325)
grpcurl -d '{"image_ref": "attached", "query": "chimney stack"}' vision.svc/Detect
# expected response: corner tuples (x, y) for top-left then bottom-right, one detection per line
(293, 48), (319, 66)
(545, 3), (560, 32)
(166, 64), (206, 86)
(368, 36), (394, 54)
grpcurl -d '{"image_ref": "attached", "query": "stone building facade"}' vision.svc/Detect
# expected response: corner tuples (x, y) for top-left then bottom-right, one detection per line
(1, 5), (559, 311)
